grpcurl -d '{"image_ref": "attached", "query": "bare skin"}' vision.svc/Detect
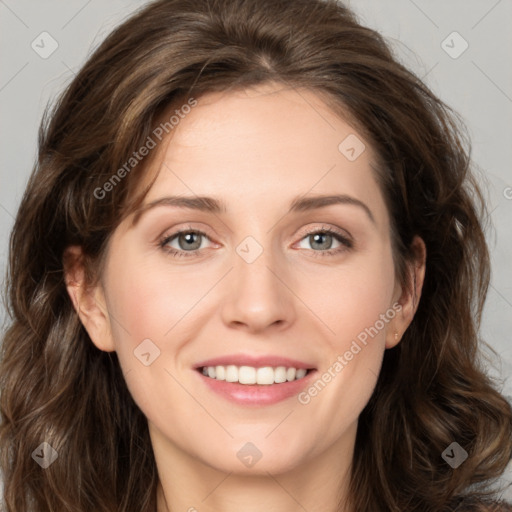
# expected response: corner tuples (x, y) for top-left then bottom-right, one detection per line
(65, 82), (426, 512)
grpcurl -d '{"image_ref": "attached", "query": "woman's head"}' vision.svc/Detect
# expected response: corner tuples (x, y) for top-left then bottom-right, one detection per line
(64, 80), (425, 478)
(1, 0), (510, 511)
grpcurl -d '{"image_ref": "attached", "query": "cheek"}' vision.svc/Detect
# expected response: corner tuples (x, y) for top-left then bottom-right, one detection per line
(101, 254), (199, 414)
(296, 244), (396, 347)
(101, 250), (226, 408)
(294, 245), (395, 413)
(104, 250), (212, 344)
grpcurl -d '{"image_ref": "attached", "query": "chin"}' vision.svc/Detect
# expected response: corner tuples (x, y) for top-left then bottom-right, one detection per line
(195, 437), (308, 476)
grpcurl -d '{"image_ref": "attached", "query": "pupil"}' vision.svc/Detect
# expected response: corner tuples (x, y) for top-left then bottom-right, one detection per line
(312, 233), (331, 250)
(180, 232), (200, 250)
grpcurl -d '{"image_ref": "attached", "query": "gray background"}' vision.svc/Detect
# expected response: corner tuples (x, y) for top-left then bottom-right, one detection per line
(0, 0), (511, 501)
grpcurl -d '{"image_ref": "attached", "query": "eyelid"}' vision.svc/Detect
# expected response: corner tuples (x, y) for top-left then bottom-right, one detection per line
(158, 224), (216, 251)
(292, 224), (354, 253)
(159, 222), (214, 242)
(297, 224), (352, 243)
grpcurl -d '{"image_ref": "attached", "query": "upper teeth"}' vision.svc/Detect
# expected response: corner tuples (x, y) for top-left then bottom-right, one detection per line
(201, 365), (308, 385)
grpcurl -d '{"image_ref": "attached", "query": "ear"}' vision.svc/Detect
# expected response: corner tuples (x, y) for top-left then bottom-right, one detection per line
(386, 235), (426, 349)
(63, 245), (115, 352)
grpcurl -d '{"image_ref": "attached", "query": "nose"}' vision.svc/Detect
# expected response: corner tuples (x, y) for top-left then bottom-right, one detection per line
(220, 240), (296, 334)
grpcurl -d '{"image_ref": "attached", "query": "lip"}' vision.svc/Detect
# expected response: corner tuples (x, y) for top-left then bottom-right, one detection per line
(195, 369), (317, 406)
(194, 354), (315, 370)
(193, 354), (317, 407)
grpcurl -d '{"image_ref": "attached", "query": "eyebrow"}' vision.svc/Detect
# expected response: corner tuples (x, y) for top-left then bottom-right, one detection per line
(132, 193), (375, 225)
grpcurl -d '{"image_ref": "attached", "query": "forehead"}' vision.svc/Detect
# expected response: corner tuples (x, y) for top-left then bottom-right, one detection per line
(131, 83), (388, 229)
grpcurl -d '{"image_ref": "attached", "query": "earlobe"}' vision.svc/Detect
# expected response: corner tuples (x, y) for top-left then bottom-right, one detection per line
(386, 236), (427, 349)
(63, 245), (116, 353)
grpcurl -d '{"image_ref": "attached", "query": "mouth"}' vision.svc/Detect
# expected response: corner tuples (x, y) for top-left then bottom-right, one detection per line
(193, 356), (318, 406)
(197, 365), (314, 385)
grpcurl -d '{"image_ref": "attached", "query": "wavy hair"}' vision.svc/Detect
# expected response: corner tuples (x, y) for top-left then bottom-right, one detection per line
(1, 0), (511, 510)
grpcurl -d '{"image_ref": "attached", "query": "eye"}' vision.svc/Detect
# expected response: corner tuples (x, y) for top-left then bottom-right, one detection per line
(296, 225), (353, 257)
(159, 228), (212, 258)
(159, 224), (353, 259)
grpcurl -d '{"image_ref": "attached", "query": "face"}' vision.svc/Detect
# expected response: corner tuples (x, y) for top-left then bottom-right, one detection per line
(68, 82), (421, 477)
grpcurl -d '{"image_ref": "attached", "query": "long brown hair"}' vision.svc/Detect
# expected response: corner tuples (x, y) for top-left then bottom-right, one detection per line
(1, 0), (511, 510)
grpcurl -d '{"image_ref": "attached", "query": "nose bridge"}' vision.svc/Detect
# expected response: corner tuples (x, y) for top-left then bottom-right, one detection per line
(220, 229), (295, 331)
(234, 231), (282, 302)
(235, 234), (276, 287)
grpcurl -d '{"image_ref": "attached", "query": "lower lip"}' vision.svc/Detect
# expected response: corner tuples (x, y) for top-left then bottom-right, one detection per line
(195, 369), (317, 406)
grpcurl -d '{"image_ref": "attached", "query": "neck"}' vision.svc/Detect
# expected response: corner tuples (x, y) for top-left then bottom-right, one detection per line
(152, 421), (357, 512)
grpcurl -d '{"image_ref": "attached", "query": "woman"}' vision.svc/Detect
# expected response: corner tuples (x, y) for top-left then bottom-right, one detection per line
(1, 0), (511, 510)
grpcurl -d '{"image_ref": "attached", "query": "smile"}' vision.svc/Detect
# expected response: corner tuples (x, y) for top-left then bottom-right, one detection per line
(199, 365), (311, 385)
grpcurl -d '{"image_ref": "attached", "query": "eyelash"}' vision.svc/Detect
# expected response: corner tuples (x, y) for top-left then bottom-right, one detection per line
(158, 224), (353, 259)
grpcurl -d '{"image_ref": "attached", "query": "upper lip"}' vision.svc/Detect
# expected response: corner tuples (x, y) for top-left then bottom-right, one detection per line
(194, 354), (316, 370)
